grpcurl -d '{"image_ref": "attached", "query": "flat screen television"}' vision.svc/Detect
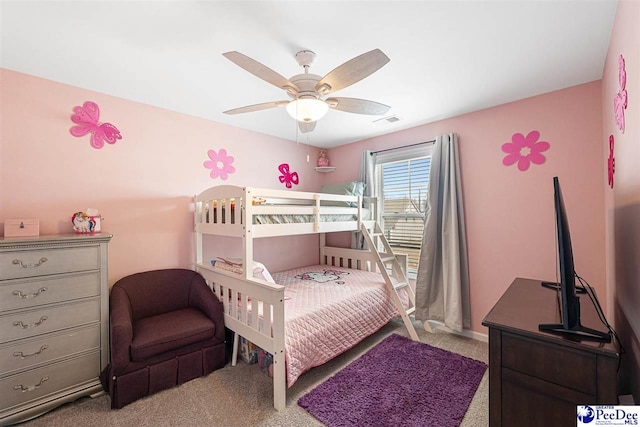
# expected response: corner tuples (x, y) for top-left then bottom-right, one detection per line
(538, 177), (611, 342)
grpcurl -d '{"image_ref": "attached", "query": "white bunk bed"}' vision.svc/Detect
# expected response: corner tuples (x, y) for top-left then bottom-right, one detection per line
(193, 185), (417, 410)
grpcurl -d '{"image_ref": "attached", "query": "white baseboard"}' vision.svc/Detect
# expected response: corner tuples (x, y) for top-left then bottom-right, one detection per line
(424, 320), (488, 343)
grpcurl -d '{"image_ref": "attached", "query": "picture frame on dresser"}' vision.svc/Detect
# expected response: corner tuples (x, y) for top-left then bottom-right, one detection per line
(0, 233), (111, 426)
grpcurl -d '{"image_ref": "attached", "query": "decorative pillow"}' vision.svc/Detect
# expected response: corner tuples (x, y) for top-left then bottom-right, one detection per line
(320, 181), (365, 207)
(210, 257), (275, 283)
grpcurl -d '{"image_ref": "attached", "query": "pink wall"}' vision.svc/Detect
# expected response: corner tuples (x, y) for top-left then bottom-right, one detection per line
(0, 69), (324, 283)
(602, 0), (640, 401)
(0, 70), (610, 339)
(326, 81), (606, 334)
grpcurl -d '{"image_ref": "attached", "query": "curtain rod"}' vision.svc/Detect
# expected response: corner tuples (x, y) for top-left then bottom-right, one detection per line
(370, 139), (435, 155)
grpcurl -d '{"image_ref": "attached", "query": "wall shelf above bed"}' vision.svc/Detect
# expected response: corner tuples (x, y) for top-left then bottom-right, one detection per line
(314, 167), (336, 173)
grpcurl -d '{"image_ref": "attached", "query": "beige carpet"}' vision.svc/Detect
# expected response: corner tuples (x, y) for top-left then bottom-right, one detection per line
(18, 319), (488, 427)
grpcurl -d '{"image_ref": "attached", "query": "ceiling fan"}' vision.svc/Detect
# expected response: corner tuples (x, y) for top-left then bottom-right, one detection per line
(222, 49), (391, 133)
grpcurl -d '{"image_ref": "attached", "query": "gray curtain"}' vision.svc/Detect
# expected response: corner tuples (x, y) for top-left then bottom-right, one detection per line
(415, 133), (470, 332)
(352, 150), (376, 249)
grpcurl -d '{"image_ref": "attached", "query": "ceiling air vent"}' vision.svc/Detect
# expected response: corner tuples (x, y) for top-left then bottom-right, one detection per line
(373, 115), (401, 125)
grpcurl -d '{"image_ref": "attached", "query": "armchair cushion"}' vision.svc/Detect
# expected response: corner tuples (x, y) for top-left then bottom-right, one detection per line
(131, 307), (215, 361)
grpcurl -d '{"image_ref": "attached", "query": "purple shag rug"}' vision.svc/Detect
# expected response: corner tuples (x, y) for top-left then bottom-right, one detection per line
(298, 334), (487, 427)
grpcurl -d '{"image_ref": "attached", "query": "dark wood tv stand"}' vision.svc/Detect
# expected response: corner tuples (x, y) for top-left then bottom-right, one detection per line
(482, 278), (619, 427)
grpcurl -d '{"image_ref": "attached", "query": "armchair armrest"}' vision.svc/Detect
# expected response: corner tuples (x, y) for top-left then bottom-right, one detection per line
(189, 276), (225, 342)
(109, 285), (134, 374)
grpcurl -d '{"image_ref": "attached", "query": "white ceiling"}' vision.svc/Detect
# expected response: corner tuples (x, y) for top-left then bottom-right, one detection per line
(1, 0), (617, 148)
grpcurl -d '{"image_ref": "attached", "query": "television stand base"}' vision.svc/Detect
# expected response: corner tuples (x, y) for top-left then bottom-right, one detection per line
(538, 322), (611, 342)
(541, 281), (587, 294)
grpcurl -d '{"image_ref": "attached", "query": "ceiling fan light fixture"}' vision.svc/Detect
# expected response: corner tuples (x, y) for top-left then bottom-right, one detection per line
(286, 98), (329, 123)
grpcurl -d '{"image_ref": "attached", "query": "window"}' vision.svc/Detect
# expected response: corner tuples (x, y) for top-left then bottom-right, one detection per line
(374, 145), (432, 277)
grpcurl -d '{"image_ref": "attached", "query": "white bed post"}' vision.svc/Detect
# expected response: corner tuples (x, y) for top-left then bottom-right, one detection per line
(243, 188), (254, 280)
(272, 301), (286, 411)
(194, 196), (204, 268)
(356, 196), (362, 230)
(319, 233), (327, 265)
(236, 188), (253, 368)
(313, 193), (320, 233)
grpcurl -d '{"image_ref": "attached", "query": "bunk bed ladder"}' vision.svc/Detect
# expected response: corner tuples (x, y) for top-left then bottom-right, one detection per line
(361, 223), (419, 341)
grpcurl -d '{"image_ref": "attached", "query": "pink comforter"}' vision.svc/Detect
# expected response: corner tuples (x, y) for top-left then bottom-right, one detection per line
(272, 265), (409, 387)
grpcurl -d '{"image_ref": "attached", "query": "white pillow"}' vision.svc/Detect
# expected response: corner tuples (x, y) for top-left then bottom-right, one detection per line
(210, 257), (275, 283)
(320, 181), (365, 207)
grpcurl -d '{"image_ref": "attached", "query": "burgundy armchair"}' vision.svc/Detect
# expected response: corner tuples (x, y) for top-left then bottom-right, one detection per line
(100, 269), (225, 409)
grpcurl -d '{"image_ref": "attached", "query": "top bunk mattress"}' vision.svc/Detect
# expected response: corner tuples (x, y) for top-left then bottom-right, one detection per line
(253, 208), (371, 225)
(205, 202), (371, 225)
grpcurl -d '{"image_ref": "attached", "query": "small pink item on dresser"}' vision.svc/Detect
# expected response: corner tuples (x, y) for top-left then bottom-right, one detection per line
(71, 211), (102, 234)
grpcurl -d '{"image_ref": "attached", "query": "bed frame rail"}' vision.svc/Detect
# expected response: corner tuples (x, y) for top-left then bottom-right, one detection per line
(321, 245), (378, 271)
(194, 186), (377, 239)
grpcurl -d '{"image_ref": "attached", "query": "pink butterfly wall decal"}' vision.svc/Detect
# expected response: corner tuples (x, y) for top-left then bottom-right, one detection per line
(69, 101), (122, 149)
(278, 163), (299, 188)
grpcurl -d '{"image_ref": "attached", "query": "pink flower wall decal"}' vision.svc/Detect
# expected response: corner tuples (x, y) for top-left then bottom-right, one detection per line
(501, 130), (550, 172)
(614, 54), (628, 133)
(278, 163), (299, 188)
(204, 148), (235, 180)
(608, 135), (615, 189)
(69, 101), (122, 149)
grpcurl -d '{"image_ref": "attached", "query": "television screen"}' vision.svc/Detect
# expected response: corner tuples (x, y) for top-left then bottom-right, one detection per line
(538, 177), (610, 342)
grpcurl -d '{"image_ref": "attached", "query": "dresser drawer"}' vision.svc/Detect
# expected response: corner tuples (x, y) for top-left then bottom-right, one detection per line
(0, 325), (100, 376)
(0, 299), (100, 344)
(0, 351), (100, 412)
(0, 272), (100, 313)
(0, 246), (99, 280)
(501, 332), (597, 394)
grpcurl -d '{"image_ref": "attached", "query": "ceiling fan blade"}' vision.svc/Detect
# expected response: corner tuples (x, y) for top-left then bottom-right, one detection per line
(223, 100), (289, 115)
(298, 121), (316, 133)
(223, 51), (299, 93)
(315, 49), (390, 95)
(326, 97), (390, 115)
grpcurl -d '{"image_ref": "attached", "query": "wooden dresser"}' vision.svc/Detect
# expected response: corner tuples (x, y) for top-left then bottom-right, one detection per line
(482, 278), (619, 427)
(0, 233), (111, 426)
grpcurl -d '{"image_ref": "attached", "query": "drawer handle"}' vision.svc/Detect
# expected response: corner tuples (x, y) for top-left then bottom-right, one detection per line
(12, 257), (48, 269)
(13, 345), (49, 359)
(14, 376), (49, 393)
(13, 316), (48, 329)
(13, 287), (48, 299)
